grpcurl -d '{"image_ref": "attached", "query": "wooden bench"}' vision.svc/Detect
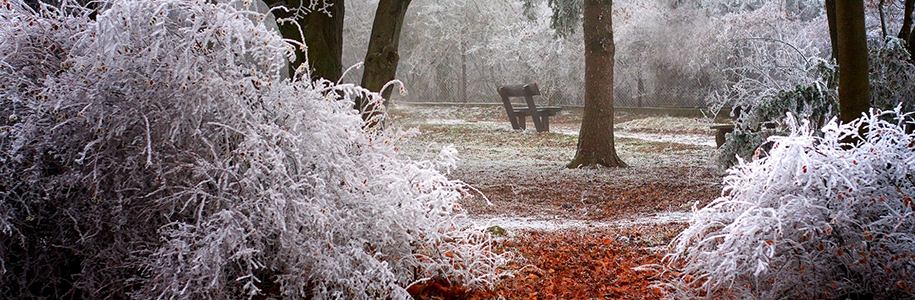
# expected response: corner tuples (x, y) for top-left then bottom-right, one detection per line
(710, 124), (735, 148)
(498, 83), (562, 132)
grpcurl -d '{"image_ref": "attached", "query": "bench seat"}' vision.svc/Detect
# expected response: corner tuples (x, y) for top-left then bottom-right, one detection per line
(511, 107), (562, 130)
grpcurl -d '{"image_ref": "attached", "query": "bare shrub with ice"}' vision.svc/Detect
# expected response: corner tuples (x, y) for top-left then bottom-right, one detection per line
(0, 1), (503, 299)
(663, 108), (915, 299)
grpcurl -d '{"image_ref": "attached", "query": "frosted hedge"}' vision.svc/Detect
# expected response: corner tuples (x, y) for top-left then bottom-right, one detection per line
(662, 108), (915, 299)
(0, 1), (503, 299)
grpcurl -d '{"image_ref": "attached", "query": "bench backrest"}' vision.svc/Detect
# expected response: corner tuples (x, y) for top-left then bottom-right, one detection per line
(498, 83), (540, 98)
(498, 83), (542, 130)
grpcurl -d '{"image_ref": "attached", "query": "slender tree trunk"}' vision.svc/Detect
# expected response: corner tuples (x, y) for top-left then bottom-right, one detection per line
(567, 0), (626, 169)
(636, 76), (644, 108)
(879, 0), (888, 39)
(359, 0), (412, 121)
(265, 0), (345, 82)
(826, 0), (839, 60)
(461, 41), (468, 104)
(835, 0), (870, 124)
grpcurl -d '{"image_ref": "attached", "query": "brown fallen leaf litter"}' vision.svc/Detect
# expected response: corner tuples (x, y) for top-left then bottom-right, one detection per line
(388, 104), (723, 299)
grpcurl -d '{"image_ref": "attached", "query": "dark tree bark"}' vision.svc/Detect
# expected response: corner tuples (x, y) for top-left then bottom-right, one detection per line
(265, 0), (345, 82)
(899, 0), (914, 40)
(358, 0), (411, 121)
(904, 0), (915, 57)
(567, 0), (626, 169)
(826, 0), (839, 60)
(835, 0), (870, 124)
(909, 28), (915, 59)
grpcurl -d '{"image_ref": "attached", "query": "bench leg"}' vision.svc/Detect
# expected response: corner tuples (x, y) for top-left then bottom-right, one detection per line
(508, 115), (522, 130)
(518, 116), (526, 130)
(715, 127), (734, 148)
(538, 116), (550, 132)
(715, 130), (725, 148)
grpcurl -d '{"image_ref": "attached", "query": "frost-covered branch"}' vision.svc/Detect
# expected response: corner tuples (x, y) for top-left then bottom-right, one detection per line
(0, 1), (505, 299)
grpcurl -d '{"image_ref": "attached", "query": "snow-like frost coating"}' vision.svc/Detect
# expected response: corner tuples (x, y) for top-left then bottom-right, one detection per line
(661, 108), (915, 299)
(0, 1), (504, 299)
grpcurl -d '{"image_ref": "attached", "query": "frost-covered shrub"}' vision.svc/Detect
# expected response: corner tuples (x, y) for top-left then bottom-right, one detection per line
(715, 75), (838, 170)
(754, 81), (837, 131)
(703, 1), (834, 170)
(870, 37), (915, 114)
(714, 128), (780, 171)
(716, 35), (915, 170)
(663, 108), (915, 299)
(701, 0), (830, 117)
(707, 2), (915, 171)
(0, 1), (503, 299)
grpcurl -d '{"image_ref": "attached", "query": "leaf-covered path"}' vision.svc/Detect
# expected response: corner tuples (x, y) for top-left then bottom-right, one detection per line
(468, 229), (672, 300)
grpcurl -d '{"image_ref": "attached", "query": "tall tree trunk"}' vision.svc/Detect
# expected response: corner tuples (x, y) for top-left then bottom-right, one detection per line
(909, 29), (915, 59)
(899, 0), (915, 58)
(899, 0), (914, 40)
(359, 0), (412, 121)
(567, 0), (626, 169)
(835, 0), (870, 124)
(826, 0), (839, 61)
(266, 0), (345, 82)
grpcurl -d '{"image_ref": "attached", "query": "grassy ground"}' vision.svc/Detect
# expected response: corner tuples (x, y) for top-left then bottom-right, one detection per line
(386, 104), (726, 299)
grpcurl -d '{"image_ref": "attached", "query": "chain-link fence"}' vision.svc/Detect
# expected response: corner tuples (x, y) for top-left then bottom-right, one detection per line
(391, 55), (714, 108)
